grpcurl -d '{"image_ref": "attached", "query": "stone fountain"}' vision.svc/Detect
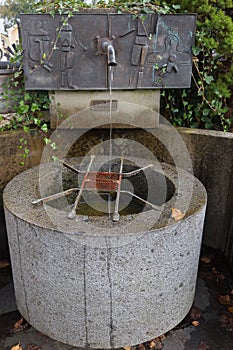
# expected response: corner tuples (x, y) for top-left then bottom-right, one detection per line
(3, 11), (207, 349)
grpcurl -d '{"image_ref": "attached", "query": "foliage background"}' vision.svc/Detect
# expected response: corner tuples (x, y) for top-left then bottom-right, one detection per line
(161, 0), (233, 131)
(0, 0), (232, 131)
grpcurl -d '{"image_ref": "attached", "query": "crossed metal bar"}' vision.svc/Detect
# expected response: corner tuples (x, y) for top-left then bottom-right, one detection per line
(32, 156), (161, 221)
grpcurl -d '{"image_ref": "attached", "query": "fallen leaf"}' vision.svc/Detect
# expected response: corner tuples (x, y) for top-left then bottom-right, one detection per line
(149, 340), (156, 348)
(149, 337), (163, 349)
(171, 208), (185, 221)
(148, 335), (166, 350)
(159, 334), (166, 341)
(216, 273), (225, 281)
(219, 313), (233, 331)
(211, 267), (218, 274)
(14, 317), (24, 329)
(218, 295), (231, 305)
(0, 260), (10, 268)
(11, 343), (22, 350)
(190, 306), (203, 320)
(201, 256), (211, 264)
(138, 344), (146, 350)
(11, 317), (29, 334)
(207, 267), (225, 281)
(192, 320), (200, 327)
(228, 307), (233, 314)
(197, 341), (210, 350)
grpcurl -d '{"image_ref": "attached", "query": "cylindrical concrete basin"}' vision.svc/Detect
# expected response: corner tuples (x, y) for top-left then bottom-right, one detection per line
(3, 158), (207, 349)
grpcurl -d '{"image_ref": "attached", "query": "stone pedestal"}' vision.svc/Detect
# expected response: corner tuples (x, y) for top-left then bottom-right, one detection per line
(4, 158), (206, 348)
(49, 90), (160, 129)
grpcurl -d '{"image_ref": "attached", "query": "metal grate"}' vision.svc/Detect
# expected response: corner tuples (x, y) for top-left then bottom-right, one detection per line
(32, 156), (161, 221)
(84, 172), (120, 191)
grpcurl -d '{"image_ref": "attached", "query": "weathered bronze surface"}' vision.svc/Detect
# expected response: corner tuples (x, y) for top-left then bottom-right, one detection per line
(20, 13), (196, 90)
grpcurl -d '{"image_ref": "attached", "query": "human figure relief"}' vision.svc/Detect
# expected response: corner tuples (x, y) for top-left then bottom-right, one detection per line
(59, 21), (87, 89)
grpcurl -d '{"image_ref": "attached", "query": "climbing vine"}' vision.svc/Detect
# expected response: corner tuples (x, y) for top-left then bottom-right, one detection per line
(160, 0), (233, 131)
(0, 0), (232, 131)
(0, 45), (51, 164)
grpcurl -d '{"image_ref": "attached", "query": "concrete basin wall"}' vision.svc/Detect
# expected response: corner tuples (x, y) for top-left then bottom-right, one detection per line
(0, 127), (232, 263)
(3, 160), (206, 348)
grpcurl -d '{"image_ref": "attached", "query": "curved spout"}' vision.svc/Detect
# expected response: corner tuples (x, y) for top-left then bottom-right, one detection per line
(101, 40), (117, 66)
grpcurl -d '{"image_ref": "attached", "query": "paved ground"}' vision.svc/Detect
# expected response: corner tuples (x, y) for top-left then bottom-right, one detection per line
(0, 246), (233, 350)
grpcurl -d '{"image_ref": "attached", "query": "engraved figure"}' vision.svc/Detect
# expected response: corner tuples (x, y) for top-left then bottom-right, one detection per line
(147, 33), (191, 85)
(159, 34), (180, 77)
(128, 15), (156, 88)
(27, 21), (53, 72)
(59, 21), (87, 89)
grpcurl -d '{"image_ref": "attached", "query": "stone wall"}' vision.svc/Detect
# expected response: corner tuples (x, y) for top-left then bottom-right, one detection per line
(0, 130), (47, 258)
(178, 128), (233, 261)
(0, 127), (233, 264)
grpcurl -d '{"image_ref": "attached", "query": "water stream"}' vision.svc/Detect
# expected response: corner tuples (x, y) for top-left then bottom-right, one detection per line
(108, 65), (115, 217)
(108, 65), (114, 173)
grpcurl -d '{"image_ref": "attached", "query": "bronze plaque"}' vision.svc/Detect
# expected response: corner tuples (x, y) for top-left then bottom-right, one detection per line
(20, 13), (196, 90)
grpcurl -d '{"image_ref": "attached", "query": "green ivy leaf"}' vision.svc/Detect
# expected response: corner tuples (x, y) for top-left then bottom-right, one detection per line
(192, 46), (202, 56)
(204, 74), (214, 85)
(13, 71), (21, 78)
(172, 4), (181, 10)
(41, 124), (48, 132)
(33, 118), (41, 125)
(31, 103), (40, 112)
(24, 147), (29, 155)
(23, 126), (29, 133)
(205, 122), (213, 129)
(24, 93), (31, 101)
(44, 137), (51, 145)
(203, 108), (210, 116)
(50, 142), (57, 150)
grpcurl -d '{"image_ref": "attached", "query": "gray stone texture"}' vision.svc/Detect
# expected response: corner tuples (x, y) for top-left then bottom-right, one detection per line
(49, 90), (160, 129)
(4, 160), (206, 348)
(64, 127), (233, 261)
(177, 128), (233, 256)
(0, 126), (232, 264)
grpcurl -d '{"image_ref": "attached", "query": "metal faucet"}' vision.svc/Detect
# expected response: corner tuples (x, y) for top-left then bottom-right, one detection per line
(96, 37), (117, 66)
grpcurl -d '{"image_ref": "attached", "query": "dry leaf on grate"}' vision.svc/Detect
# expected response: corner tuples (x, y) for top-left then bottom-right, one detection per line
(171, 208), (185, 221)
